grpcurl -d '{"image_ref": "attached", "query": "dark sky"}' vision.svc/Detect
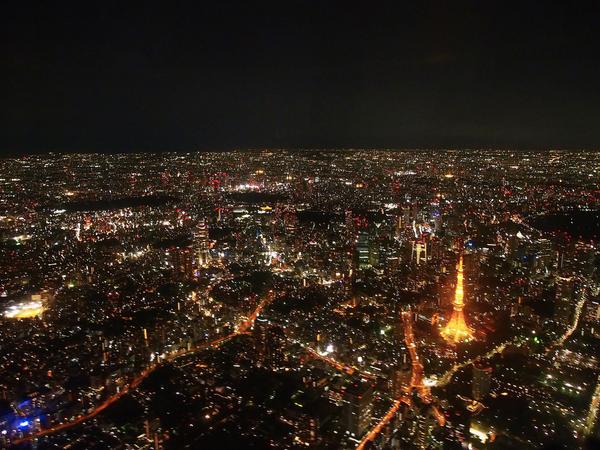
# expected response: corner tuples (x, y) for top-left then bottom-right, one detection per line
(2, 1), (600, 154)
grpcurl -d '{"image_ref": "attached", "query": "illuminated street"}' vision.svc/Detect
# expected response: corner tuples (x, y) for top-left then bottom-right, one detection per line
(2, 1), (600, 447)
(12, 291), (275, 445)
(0, 150), (598, 450)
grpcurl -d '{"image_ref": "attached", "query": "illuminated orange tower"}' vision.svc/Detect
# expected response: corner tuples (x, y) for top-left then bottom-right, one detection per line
(441, 255), (473, 343)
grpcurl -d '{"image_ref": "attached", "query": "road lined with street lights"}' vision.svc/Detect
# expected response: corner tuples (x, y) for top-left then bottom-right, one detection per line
(12, 291), (275, 446)
(356, 310), (445, 450)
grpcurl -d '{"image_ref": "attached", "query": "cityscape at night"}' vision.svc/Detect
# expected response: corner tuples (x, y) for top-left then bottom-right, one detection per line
(0, 149), (599, 449)
(2, 2), (600, 449)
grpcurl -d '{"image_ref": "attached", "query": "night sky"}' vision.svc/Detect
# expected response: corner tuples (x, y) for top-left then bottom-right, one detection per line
(2, 1), (600, 154)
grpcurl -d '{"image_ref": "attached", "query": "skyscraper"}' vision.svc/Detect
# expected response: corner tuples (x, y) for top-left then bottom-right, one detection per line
(195, 218), (210, 267)
(411, 240), (428, 265)
(554, 275), (575, 323)
(253, 319), (285, 370)
(392, 362), (412, 398)
(356, 231), (370, 269)
(342, 379), (374, 437)
(170, 246), (193, 281)
(472, 362), (492, 401)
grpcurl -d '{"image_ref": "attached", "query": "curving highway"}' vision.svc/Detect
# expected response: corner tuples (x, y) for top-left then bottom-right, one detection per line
(12, 291), (275, 446)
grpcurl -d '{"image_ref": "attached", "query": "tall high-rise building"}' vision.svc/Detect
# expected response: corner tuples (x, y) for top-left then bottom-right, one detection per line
(170, 246), (193, 280)
(395, 214), (403, 238)
(433, 211), (442, 234)
(399, 393), (439, 449)
(253, 319), (285, 369)
(412, 240), (428, 265)
(195, 218), (210, 267)
(356, 231), (370, 269)
(342, 379), (374, 437)
(472, 362), (492, 401)
(283, 208), (298, 234)
(402, 205), (411, 227)
(414, 409), (438, 449)
(441, 256), (474, 343)
(345, 209), (354, 234)
(412, 205), (421, 223)
(369, 236), (380, 267)
(554, 275), (575, 323)
(392, 362), (412, 398)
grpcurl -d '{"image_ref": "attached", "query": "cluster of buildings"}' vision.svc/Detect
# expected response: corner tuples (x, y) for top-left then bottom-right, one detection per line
(0, 149), (598, 449)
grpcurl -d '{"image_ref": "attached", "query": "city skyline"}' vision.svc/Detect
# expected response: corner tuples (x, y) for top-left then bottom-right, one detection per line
(2, 2), (600, 450)
(0, 149), (598, 449)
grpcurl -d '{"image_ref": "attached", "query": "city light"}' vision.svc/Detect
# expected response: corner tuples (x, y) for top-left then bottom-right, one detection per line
(4, 301), (45, 319)
(0, 149), (598, 450)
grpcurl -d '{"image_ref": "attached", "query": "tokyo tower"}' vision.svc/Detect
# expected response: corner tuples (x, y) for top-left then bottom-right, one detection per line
(441, 255), (473, 343)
